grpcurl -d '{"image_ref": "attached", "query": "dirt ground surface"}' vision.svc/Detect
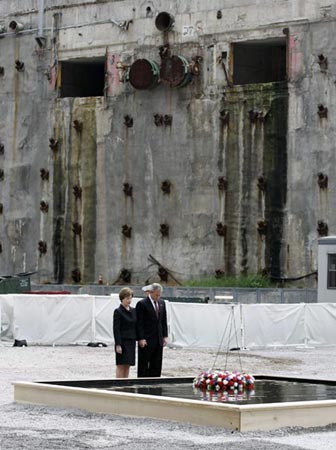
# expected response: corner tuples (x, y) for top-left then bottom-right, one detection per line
(1, 342), (336, 449)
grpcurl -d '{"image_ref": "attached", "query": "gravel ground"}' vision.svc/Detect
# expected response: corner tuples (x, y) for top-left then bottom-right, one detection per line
(1, 342), (336, 449)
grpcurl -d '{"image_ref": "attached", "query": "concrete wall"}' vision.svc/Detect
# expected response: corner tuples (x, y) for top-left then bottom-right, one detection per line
(0, 0), (335, 285)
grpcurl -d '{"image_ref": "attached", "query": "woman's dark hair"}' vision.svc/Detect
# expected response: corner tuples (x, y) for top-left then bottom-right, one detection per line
(119, 287), (133, 301)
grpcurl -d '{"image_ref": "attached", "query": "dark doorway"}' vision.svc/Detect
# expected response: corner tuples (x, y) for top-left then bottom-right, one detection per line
(60, 58), (105, 97)
(233, 38), (286, 85)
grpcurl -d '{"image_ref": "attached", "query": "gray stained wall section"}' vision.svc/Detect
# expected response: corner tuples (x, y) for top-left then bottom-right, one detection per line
(0, 0), (333, 285)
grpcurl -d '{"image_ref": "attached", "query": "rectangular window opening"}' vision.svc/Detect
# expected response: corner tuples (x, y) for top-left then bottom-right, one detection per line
(232, 38), (287, 85)
(327, 253), (336, 289)
(60, 58), (105, 98)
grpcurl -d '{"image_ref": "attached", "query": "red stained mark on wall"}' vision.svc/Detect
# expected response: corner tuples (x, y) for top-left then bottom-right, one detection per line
(49, 64), (57, 90)
(288, 34), (303, 80)
(106, 53), (121, 96)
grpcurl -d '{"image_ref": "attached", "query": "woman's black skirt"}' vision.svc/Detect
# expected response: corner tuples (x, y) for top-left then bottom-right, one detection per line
(115, 339), (136, 366)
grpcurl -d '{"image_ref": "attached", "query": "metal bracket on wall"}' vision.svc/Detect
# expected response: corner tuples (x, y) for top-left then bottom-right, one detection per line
(317, 173), (328, 189)
(318, 54), (328, 71)
(71, 268), (81, 283)
(73, 185), (82, 199)
(40, 201), (49, 212)
(72, 222), (82, 236)
(216, 222), (226, 236)
(122, 225), (132, 238)
(38, 240), (47, 255)
(160, 223), (169, 237)
(73, 120), (83, 133)
(123, 183), (133, 197)
(257, 175), (267, 192)
(161, 180), (171, 194)
(217, 176), (227, 191)
(40, 168), (49, 180)
(257, 220), (267, 236)
(124, 115), (133, 127)
(318, 104), (328, 118)
(15, 60), (24, 71)
(49, 138), (58, 151)
(120, 268), (131, 282)
(317, 220), (328, 236)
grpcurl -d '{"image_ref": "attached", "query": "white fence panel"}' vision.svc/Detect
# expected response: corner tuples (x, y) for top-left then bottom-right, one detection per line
(243, 304), (305, 347)
(12, 295), (93, 345)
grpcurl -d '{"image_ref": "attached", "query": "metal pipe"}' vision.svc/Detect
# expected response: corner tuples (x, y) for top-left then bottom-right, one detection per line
(38, 0), (44, 36)
(1, 17), (130, 38)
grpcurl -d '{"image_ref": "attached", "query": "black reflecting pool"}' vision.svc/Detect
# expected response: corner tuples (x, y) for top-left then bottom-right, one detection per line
(14, 376), (336, 431)
(104, 379), (336, 404)
(38, 375), (336, 404)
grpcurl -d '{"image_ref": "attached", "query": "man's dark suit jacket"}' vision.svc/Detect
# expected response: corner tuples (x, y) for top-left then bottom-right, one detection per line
(136, 297), (168, 346)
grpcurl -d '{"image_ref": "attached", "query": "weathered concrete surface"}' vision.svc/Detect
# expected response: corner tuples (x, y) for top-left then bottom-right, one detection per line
(1, 343), (336, 449)
(0, 1), (335, 286)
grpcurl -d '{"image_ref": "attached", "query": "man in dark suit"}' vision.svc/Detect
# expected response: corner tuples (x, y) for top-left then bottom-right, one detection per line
(136, 283), (168, 377)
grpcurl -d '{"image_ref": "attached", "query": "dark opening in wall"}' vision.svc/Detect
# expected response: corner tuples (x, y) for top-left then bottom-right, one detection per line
(60, 58), (105, 97)
(233, 38), (286, 85)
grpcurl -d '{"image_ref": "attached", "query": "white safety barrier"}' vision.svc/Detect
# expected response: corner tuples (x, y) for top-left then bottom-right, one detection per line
(1, 295), (336, 347)
(0, 295), (15, 341)
(242, 303), (305, 347)
(304, 303), (336, 345)
(12, 295), (93, 345)
(169, 303), (241, 348)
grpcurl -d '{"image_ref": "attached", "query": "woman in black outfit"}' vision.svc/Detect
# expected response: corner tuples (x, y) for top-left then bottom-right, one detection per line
(113, 287), (137, 378)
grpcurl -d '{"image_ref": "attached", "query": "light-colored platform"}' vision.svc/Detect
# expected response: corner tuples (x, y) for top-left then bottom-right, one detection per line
(13, 377), (336, 432)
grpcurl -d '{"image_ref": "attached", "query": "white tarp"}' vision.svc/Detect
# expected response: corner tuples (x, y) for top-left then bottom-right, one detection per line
(243, 304), (305, 347)
(1, 295), (336, 348)
(0, 295), (14, 341)
(169, 303), (241, 348)
(92, 296), (116, 344)
(12, 295), (93, 345)
(305, 303), (336, 345)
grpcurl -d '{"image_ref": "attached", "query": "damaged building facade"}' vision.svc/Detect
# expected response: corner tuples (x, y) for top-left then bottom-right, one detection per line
(0, 0), (334, 286)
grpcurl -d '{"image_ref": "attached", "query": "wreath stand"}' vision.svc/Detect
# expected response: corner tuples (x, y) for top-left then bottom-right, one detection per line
(193, 304), (255, 392)
(212, 304), (242, 372)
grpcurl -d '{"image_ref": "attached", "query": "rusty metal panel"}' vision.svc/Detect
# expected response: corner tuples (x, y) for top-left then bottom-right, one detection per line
(160, 55), (191, 87)
(128, 59), (160, 90)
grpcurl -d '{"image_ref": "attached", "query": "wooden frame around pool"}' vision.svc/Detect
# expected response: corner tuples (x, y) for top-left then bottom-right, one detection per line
(13, 376), (336, 431)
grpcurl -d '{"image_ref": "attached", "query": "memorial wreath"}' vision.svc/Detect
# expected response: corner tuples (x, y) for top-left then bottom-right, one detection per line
(193, 370), (255, 392)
